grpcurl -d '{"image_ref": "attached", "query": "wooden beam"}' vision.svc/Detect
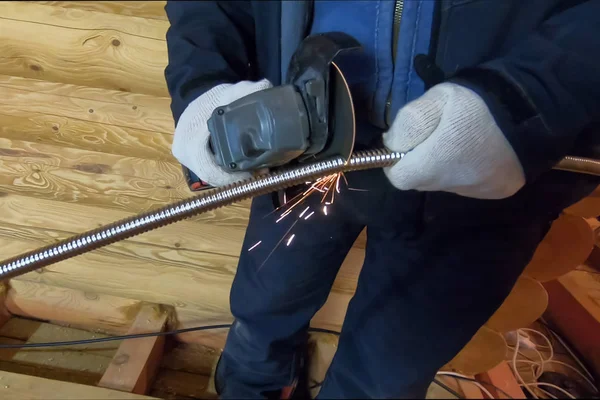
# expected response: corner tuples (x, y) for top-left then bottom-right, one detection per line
(0, 282), (11, 329)
(477, 361), (525, 399)
(0, 3), (169, 97)
(151, 369), (213, 400)
(99, 304), (171, 394)
(0, 75), (172, 134)
(543, 274), (600, 375)
(1, 2), (168, 40)
(455, 377), (484, 399)
(5, 280), (141, 335)
(0, 319), (117, 386)
(0, 111), (173, 162)
(0, 370), (157, 400)
(31, 1), (168, 20)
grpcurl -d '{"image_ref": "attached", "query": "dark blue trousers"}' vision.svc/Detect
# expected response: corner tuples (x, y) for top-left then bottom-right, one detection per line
(216, 167), (598, 398)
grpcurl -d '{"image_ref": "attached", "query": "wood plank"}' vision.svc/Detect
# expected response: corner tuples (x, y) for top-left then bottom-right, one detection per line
(151, 369), (214, 400)
(0, 355), (101, 387)
(0, 112), (173, 162)
(444, 326), (507, 375)
(160, 342), (219, 376)
(543, 274), (600, 375)
(477, 361), (526, 399)
(0, 138), (183, 184)
(565, 185), (600, 218)
(0, 370), (157, 399)
(99, 304), (170, 394)
(9, 322), (117, 377)
(0, 75), (171, 114)
(0, 77), (173, 134)
(0, 283), (10, 329)
(6, 280), (141, 335)
(427, 378), (462, 399)
(0, 194), (248, 254)
(484, 276), (548, 333)
(455, 377), (485, 399)
(0, 318), (42, 341)
(1, 2), (168, 40)
(0, 6), (169, 96)
(0, 158), (190, 213)
(523, 213), (594, 282)
(32, 1), (168, 20)
(428, 377), (471, 399)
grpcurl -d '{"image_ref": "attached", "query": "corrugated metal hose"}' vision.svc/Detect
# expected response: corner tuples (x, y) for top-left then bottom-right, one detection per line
(0, 149), (599, 281)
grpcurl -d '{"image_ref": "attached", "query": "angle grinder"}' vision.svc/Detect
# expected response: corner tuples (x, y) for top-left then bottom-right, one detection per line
(184, 32), (361, 205)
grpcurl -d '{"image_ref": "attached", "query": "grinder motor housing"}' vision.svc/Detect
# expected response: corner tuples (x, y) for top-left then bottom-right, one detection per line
(206, 32), (361, 175)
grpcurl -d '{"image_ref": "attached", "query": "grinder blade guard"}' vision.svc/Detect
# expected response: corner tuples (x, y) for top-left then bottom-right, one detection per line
(208, 32), (361, 173)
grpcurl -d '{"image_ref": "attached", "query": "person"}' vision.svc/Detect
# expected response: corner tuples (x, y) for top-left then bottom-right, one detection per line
(164, 1), (600, 398)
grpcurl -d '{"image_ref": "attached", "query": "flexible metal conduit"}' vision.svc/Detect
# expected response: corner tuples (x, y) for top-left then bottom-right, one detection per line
(1, 149), (599, 281)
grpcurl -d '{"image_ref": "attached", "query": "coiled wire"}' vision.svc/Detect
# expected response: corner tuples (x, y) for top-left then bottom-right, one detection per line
(1, 149), (599, 281)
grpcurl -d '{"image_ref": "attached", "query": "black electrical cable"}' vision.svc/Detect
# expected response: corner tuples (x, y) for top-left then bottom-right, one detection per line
(0, 324), (342, 349)
(432, 378), (464, 399)
(0, 322), (515, 399)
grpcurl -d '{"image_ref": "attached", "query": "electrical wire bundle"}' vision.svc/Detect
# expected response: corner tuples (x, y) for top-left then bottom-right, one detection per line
(507, 324), (598, 399)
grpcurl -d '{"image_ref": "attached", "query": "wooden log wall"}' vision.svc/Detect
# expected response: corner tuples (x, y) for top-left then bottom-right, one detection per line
(0, 1), (365, 347)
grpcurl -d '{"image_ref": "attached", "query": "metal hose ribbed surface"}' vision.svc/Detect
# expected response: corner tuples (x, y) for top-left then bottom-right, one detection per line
(0, 149), (403, 280)
(554, 155), (600, 176)
(2, 149), (600, 281)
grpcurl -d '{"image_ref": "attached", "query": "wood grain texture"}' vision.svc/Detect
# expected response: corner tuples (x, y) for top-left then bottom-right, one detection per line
(1, 317), (119, 356)
(565, 185), (600, 218)
(2, 2), (168, 40)
(477, 361), (525, 399)
(0, 194), (247, 255)
(0, 370), (157, 400)
(99, 304), (170, 394)
(0, 352), (102, 387)
(151, 369), (214, 400)
(8, 321), (117, 378)
(161, 342), (219, 377)
(0, 3), (169, 96)
(6, 280), (141, 335)
(543, 274), (600, 378)
(444, 326), (507, 375)
(485, 276), (548, 333)
(559, 267), (600, 322)
(0, 76), (173, 134)
(0, 2), (363, 364)
(0, 112), (173, 162)
(0, 283), (10, 329)
(0, 138), (183, 183)
(32, 1), (168, 20)
(524, 213), (594, 282)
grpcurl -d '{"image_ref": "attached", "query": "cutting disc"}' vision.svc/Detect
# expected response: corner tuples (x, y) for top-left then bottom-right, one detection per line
(316, 61), (356, 163)
(273, 62), (356, 209)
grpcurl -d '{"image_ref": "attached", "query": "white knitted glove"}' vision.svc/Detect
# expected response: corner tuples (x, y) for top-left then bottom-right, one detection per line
(172, 79), (273, 186)
(383, 82), (525, 199)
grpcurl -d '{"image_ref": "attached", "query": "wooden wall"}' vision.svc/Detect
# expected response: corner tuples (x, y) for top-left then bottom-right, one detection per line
(0, 1), (365, 344)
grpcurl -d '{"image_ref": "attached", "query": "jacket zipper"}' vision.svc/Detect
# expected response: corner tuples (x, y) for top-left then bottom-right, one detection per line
(384, 0), (405, 127)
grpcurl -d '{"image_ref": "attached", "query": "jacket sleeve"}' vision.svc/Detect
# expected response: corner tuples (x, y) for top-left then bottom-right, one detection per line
(164, 1), (256, 124)
(453, 0), (600, 182)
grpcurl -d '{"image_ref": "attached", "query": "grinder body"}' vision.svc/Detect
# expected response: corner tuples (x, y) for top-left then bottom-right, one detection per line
(184, 32), (361, 191)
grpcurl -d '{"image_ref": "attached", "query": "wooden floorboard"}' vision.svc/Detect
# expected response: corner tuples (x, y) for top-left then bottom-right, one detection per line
(1, 370), (157, 399)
